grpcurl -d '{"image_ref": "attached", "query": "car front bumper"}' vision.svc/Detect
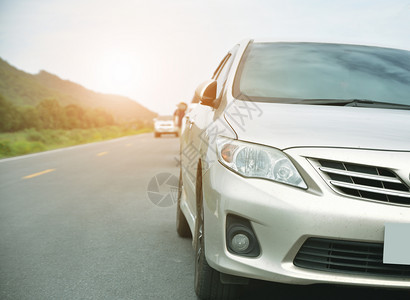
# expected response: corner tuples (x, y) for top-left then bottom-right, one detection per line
(155, 127), (178, 133)
(202, 148), (410, 289)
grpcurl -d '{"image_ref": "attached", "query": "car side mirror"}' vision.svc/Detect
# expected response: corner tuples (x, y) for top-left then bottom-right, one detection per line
(195, 80), (217, 107)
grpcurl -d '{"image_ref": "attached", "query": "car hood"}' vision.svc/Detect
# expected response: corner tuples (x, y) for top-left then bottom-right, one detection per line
(225, 101), (410, 151)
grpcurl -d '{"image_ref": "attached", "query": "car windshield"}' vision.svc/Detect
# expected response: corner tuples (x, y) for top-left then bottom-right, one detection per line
(157, 116), (173, 121)
(233, 42), (410, 106)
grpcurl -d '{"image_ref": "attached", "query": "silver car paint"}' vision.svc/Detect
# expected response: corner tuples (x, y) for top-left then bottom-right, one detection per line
(179, 39), (410, 289)
(225, 100), (410, 151)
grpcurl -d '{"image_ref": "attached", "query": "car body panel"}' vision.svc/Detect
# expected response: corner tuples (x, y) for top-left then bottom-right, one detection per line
(178, 39), (410, 290)
(225, 101), (410, 151)
(202, 151), (410, 287)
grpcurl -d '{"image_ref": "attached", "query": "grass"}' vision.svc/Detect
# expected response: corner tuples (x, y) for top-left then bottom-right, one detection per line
(0, 126), (152, 158)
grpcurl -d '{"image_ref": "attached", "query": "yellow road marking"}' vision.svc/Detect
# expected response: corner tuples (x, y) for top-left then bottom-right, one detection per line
(23, 169), (56, 179)
(97, 151), (108, 156)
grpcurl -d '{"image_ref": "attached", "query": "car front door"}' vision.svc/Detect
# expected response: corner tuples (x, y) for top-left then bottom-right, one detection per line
(181, 46), (239, 219)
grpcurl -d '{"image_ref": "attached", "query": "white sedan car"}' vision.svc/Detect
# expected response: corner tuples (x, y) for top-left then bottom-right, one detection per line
(176, 39), (410, 299)
(154, 115), (178, 137)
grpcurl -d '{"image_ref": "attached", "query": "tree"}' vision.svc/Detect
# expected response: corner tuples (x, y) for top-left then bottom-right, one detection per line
(0, 94), (22, 132)
(64, 104), (86, 129)
(36, 99), (64, 129)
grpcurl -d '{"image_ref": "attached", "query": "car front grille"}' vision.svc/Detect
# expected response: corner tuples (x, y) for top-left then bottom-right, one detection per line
(294, 238), (410, 278)
(312, 159), (410, 205)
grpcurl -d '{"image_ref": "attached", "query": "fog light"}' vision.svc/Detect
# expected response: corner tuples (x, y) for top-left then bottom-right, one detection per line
(231, 233), (250, 252)
(226, 214), (260, 257)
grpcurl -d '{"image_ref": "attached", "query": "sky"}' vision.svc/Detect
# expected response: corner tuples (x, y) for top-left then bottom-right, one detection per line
(0, 0), (409, 115)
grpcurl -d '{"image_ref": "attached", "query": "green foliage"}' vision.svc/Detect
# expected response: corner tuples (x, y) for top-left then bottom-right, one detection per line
(0, 95), (116, 132)
(0, 94), (22, 131)
(25, 128), (47, 143)
(0, 140), (12, 156)
(11, 140), (46, 155)
(0, 126), (153, 158)
(0, 58), (155, 158)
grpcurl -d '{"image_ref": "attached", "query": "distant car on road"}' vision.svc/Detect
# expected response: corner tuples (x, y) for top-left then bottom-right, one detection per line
(154, 116), (178, 138)
(176, 39), (410, 299)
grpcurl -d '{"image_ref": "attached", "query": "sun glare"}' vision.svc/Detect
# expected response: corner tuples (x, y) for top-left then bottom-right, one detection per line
(97, 50), (142, 96)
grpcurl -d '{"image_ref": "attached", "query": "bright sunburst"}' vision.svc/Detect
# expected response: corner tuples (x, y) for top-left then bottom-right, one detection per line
(97, 50), (141, 95)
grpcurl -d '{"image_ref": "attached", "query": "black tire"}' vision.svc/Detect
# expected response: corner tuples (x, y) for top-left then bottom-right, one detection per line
(176, 169), (191, 238)
(194, 164), (239, 300)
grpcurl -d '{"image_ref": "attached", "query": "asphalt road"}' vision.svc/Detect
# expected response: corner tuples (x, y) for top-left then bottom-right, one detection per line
(0, 133), (408, 300)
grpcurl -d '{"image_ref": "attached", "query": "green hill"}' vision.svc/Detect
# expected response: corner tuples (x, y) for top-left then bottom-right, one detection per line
(0, 57), (156, 122)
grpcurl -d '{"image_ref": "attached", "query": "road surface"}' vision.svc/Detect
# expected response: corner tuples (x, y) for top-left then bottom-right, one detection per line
(0, 133), (408, 299)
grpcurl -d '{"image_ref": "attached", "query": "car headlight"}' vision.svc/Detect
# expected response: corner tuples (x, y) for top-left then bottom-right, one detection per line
(216, 136), (307, 189)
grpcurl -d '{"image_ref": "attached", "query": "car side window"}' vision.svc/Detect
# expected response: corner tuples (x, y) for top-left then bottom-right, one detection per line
(212, 45), (239, 99)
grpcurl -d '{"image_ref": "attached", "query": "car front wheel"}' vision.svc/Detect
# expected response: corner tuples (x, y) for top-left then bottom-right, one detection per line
(194, 172), (239, 300)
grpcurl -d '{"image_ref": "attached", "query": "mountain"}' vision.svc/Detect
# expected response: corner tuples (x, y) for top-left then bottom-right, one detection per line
(0, 57), (156, 122)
